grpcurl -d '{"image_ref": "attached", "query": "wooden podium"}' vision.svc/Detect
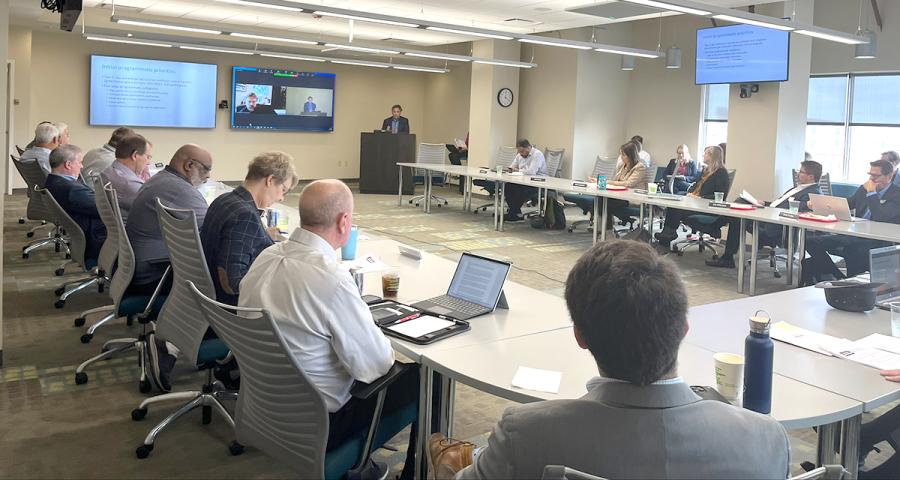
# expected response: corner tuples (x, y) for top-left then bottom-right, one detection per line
(359, 132), (415, 194)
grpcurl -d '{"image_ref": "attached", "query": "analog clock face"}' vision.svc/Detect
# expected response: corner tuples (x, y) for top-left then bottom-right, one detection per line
(498, 88), (514, 107)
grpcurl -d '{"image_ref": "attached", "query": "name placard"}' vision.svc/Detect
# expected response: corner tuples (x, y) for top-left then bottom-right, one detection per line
(708, 202), (730, 208)
(530, 177), (546, 183)
(778, 212), (799, 220)
(572, 181), (588, 188)
(478, 169), (490, 174)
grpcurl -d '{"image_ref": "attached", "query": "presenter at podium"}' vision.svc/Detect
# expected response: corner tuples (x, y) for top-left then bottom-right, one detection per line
(381, 104), (410, 134)
(303, 96), (317, 113)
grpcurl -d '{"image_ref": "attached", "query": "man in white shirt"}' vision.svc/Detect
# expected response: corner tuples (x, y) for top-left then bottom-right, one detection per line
(238, 179), (420, 479)
(20, 122), (60, 174)
(83, 126), (135, 178)
(503, 139), (547, 222)
(632, 135), (652, 168)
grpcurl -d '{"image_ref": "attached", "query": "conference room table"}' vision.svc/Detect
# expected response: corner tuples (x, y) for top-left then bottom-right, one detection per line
(395, 162), (900, 297)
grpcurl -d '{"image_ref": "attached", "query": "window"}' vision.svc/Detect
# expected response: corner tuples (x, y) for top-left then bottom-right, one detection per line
(805, 74), (900, 183)
(701, 84), (729, 150)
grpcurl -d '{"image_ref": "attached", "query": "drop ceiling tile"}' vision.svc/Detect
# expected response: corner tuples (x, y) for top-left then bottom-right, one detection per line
(140, 1), (200, 16)
(181, 6), (242, 22)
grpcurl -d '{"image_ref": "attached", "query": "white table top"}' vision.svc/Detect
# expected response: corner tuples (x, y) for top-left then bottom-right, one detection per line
(685, 287), (900, 411)
(422, 327), (863, 430)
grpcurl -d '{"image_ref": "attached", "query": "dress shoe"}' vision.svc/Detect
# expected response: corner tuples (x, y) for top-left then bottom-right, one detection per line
(654, 229), (677, 244)
(503, 213), (524, 222)
(706, 256), (735, 268)
(428, 433), (475, 480)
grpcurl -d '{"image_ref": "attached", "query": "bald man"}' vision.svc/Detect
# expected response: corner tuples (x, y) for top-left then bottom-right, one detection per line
(239, 180), (420, 479)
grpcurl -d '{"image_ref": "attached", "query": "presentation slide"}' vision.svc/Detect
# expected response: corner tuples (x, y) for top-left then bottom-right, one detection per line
(90, 55), (217, 128)
(695, 24), (790, 85)
(231, 67), (336, 132)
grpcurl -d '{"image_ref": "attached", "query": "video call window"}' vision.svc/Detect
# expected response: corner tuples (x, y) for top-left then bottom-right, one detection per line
(231, 67), (336, 132)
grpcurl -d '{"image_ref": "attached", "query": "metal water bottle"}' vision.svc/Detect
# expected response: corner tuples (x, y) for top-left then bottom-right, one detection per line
(742, 312), (774, 414)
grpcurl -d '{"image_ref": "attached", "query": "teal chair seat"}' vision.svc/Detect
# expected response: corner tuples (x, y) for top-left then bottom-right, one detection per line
(118, 294), (168, 318)
(324, 403), (418, 480)
(196, 337), (231, 369)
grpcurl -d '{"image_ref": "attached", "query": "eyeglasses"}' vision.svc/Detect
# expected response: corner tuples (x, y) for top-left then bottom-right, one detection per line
(868, 171), (884, 179)
(190, 159), (212, 173)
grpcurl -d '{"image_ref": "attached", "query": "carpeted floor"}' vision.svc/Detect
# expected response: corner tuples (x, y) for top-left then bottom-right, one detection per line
(0, 182), (893, 477)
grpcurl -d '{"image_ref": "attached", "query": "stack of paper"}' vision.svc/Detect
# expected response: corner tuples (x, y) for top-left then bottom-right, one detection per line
(771, 322), (900, 370)
(739, 190), (764, 207)
(342, 253), (390, 274)
(770, 321), (845, 355)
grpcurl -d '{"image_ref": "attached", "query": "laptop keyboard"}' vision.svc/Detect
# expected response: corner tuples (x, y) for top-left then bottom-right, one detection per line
(430, 295), (487, 316)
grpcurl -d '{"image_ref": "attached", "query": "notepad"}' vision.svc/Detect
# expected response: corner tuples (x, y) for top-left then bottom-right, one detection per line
(512, 366), (562, 394)
(386, 315), (455, 338)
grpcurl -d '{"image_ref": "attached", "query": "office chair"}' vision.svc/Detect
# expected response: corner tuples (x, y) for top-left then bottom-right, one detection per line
(672, 169), (737, 256)
(830, 182), (859, 199)
(130, 199), (237, 458)
(15, 144), (24, 155)
(72, 176), (119, 328)
(563, 156), (618, 232)
(473, 146), (518, 214)
(790, 465), (848, 480)
(409, 143), (449, 208)
(74, 186), (168, 387)
(36, 188), (104, 309)
(522, 147), (566, 219)
(616, 165), (666, 236)
(188, 281), (417, 479)
(13, 156), (67, 258)
(542, 465), (607, 480)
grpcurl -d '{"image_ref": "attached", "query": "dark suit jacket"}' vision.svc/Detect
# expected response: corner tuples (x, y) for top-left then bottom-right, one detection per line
(687, 167), (730, 199)
(771, 183), (820, 212)
(45, 173), (107, 259)
(664, 159), (700, 183)
(381, 116), (410, 133)
(848, 183), (900, 224)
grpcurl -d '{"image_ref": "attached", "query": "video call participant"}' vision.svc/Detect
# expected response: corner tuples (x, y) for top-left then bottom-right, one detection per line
(381, 104), (410, 134)
(304, 96), (317, 113)
(236, 92), (273, 114)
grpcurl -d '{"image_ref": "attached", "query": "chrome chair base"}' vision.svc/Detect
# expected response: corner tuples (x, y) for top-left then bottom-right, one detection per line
(409, 194), (448, 208)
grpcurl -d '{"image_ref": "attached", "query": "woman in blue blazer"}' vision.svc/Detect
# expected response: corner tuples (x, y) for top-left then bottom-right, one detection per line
(663, 144), (701, 194)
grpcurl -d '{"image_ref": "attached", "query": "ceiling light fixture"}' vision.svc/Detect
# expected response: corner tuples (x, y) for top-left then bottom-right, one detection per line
(594, 47), (659, 58)
(403, 52), (470, 62)
(621, 56), (635, 70)
(517, 37), (593, 50)
(259, 52), (327, 62)
(228, 32), (319, 45)
(179, 45), (255, 55)
(665, 46), (681, 68)
(711, 14), (794, 31)
(473, 59), (534, 68)
(86, 36), (173, 47)
(112, 17), (222, 35)
(854, 30), (877, 58)
(323, 43), (400, 55)
(794, 29), (868, 45)
(620, 0), (711, 16)
(215, 0), (304, 12)
(330, 59), (391, 68)
(425, 26), (513, 41)
(313, 11), (419, 28)
(393, 65), (448, 73)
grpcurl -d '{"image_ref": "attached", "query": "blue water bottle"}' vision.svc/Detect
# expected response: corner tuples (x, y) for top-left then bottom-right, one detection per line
(742, 312), (774, 414)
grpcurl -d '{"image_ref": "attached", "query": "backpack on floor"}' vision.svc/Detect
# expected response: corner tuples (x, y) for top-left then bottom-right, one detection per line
(530, 195), (566, 230)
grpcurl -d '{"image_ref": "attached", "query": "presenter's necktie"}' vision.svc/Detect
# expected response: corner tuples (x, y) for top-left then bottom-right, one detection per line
(392, 119), (399, 134)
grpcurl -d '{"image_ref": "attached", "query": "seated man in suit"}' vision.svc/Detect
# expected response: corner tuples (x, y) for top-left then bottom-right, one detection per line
(430, 240), (791, 479)
(707, 160), (823, 269)
(503, 139), (547, 222)
(20, 122), (60, 174)
(100, 134), (152, 221)
(45, 144), (107, 260)
(381, 104), (410, 133)
(802, 159), (900, 285)
(200, 151), (297, 306)
(83, 126), (136, 178)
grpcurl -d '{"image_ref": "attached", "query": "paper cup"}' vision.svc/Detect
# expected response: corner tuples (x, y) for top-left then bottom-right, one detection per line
(714, 352), (745, 401)
(714, 192), (725, 203)
(647, 182), (658, 194)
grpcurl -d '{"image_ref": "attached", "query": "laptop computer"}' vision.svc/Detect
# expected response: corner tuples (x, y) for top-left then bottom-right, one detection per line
(809, 194), (866, 222)
(871, 245), (900, 310)
(412, 252), (511, 320)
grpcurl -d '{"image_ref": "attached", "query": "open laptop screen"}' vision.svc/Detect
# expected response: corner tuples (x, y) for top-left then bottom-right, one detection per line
(871, 245), (900, 302)
(447, 253), (510, 309)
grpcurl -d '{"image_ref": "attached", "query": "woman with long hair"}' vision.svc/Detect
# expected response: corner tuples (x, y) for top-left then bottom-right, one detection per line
(604, 141), (647, 229)
(663, 144), (700, 194)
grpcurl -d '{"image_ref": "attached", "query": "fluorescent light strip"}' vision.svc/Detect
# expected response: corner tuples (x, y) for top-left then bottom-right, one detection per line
(229, 32), (318, 45)
(259, 53), (326, 62)
(86, 36), (173, 48)
(114, 18), (222, 35)
(392, 65), (446, 73)
(324, 43), (399, 55)
(403, 52), (470, 62)
(594, 47), (660, 58)
(518, 38), (592, 50)
(179, 45), (254, 55)
(215, 0), (303, 12)
(330, 59), (390, 68)
(425, 26), (513, 41)
(621, 0), (711, 16)
(712, 14), (794, 31)
(473, 59), (533, 68)
(314, 11), (419, 28)
(794, 29), (867, 45)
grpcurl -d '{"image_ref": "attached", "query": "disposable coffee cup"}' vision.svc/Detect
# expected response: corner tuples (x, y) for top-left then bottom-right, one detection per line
(382, 272), (400, 299)
(341, 225), (359, 261)
(789, 199), (800, 214)
(647, 182), (658, 194)
(714, 192), (725, 203)
(713, 352), (745, 401)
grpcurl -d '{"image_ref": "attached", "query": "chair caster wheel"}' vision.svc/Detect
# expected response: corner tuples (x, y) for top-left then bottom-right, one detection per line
(139, 379), (152, 394)
(74, 372), (88, 385)
(229, 441), (245, 456)
(74, 317), (85, 327)
(407, 200), (413, 205)
(98, 284), (104, 294)
(22, 253), (29, 259)
(55, 268), (65, 276)
(26, 231), (34, 238)
(676, 252), (684, 257)
(65, 253), (71, 259)
(774, 272), (782, 279)
(55, 244), (61, 253)
(473, 210), (479, 215)
(136, 444), (153, 459)
(55, 287), (65, 296)
(131, 408), (148, 421)
(55, 300), (66, 309)
(80, 334), (93, 344)
(19, 218), (25, 224)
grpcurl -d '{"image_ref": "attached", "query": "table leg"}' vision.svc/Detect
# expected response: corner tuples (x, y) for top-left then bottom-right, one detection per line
(398, 167), (403, 206)
(592, 197), (599, 244)
(493, 182), (500, 230)
(647, 204), (654, 241)
(599, 197), (608, 242)
(415, 363), (433, 480)
(737, 218), (747, 293)
(816, 422), (839, 466)
(639, 203), (645, 229)
(499, 183), (506, 232)
(797, 227), (807, 287)
(424, 170), (432, 214)
(441, 379), (456, 438)
(750, 220), (759, 296)
(786, 226), (794, 285)
(840, 414), (861, 479)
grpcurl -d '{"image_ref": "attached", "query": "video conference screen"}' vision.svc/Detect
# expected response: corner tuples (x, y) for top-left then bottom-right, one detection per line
(231, 67), (336, 132)
(90, 55), (217, 128)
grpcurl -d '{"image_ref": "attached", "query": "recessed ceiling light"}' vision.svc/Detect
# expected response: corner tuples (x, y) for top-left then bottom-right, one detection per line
(425, 26), (513, 41)
(228, 32), (319, 45)
(113, 18), (222, 35)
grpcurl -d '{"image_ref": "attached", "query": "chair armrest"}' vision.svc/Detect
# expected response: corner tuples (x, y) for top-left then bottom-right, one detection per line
(350, 361), (412, 400)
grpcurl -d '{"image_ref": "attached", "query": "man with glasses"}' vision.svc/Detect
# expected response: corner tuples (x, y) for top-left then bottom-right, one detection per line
(802, 159), (900, 285)
(707, 160), (822, 269)
(100, 134), (152, 221)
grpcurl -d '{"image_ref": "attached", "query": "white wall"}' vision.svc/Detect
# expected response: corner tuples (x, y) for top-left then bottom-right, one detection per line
(812, 0), (899, 74)
(421, 43), (472, 147)
(0, 0), (9, 364)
